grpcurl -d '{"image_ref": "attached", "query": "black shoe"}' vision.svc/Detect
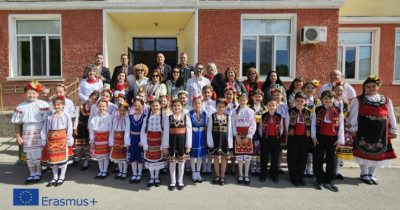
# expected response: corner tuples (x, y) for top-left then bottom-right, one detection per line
(112, 167), (119, 173)
(201, 171), (207, 175)
(219, 177), (226, 186)
(177, 183), (184, 190)
(168, 184), (176, 191)
(213, 176), (220, 185)
(230, 171), (237, 176)
(278, 170), (284, 175)
(272, 178), (279, 183)
(250, 170), (256, 176)
(130, 176), (137, 184)
(260, 176), (266, 182)
(340, 161), (344, 167)
(25, 176), (34, 184)
(115, 172), (122, 180)
(237, 176), (244, 184)
(314, 183), (324, 190)
(121, 173), (128, 181)
(54, 179), (65, 187)
(299, 180), (306, 186)
(244, 176), (250, 185)
(32, 175), (41, 183)
(292, 181), (300, 187)
(147, 179), (155, 187)
(303, 173), (308, 178)
(95, 173), (102, 179)
(192, 172), (198, 183)
(71, 160), (80, 166)
(360, 175), (373, 185)
(323, 182), (339, 192)
(42, 168), (48, 173)
(368, 174), (379, 185)
(81, 163), (90, 171)
(100, 172), (108, 180)
(307, 174), (314, 178)
(207, 171), (212, 175)
(136, 175), (142, 183)
(154, 178), (161, 187)
(336, 174), (344, 180)
(46, 179), (57, 187)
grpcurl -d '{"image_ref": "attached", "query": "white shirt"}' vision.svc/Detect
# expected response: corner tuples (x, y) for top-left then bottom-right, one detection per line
(11, 100), (51, 124)
(186, 76), (211, 106)
(78, 78), (103, 104)
(109, 116), (131, 147)
(318, 83), (356, 102)
(162, 113), (192, 149)
(88, 102), (118, 127)
(232, 107), (257, 138)
(88, 113), (112, 143)
(49, 98), (76, 118)
(224, 102), (239, 116)
(207, 114), (233, 148)
(40, 113), (73, 146)
(311, 106), (345, 144)
(202, 99), (216, 117)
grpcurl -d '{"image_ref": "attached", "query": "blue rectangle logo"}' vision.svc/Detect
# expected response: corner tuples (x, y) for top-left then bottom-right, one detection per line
(13, 189), (39, 206)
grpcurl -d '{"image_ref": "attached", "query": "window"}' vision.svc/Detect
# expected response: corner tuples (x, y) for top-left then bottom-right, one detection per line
(241, 14), (296, 79)
(395, 30), (400, 81)
(9, 15), (61, 79)
(338, 28), (379, 82)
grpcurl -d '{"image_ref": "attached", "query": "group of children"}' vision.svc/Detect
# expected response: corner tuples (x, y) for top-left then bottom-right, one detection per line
(12, 75), (397, 192)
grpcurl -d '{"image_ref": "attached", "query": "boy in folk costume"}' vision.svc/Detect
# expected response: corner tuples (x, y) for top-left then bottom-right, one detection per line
(109, 102), (131, 181)
(11, 80), (52, 184)
(259, 99), (283, 183)
(40, 95), (73, 187)
(349, 76), (397, 185)
(285, 91), (312, 187)
(311, 90), (344, 192)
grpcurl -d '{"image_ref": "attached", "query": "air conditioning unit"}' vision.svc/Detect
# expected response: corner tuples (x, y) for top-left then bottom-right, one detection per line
(300, 26), (327, 44)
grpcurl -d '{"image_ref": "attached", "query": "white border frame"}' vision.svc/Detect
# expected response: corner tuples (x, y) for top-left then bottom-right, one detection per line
(393, 28), (400, 85)
(8, 14), (62, 81)
(240, 14), (297, 82)
(340, 17), (400, 25)
(338, 27), (380, 84)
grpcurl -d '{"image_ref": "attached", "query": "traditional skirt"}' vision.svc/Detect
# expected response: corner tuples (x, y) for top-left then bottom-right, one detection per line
(234, 127), (254, 156)
(337, 123), (354, 160)
(110, 131), (127, 162)
(208, 124), (231, 159)
(41, 130), (69, 166)
(126, 131), (144, 164)
(168, 127), (190, 163)
(144, 131), (163, 162)
(91, 131), (110, 160)
(190, 126), (206, 158)
(74, 121), (89, 148)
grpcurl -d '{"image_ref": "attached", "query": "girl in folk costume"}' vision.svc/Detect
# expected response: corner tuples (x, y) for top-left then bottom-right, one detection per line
(178, 90), (192, 115)
(332, 81), (353, 180)
(127, 97), (146, 183)
(207, 98), (233, 185)
(248, 89), (267, 176)
(11, 80), (51, 184)
(159, 94), (172, 175)
(40, 95), (73, 187)
(40, 85), (52, 103)
(302, 80), (322, 179)
(163, 99), (192, 191)
(129, 87), (150, 115)
(285, 91), (312, 187)
(349, 76), (397, 185)
(259, 99), (284, 183)
(88, 89), (118, 125)
(271, 87), (289, 174)
(78, 64), (104, 104)
(89, 99), (113, 180)
(111, 93), (127, 118)
(73, 91), (99, 170)
(189, 95), (207, 183)
(232, 93), (257, 185)
(110, 70), (133, 104)
(225, 86), (239, 175)
(140, 96), (165, 187)
(109, 102), (130, 181)
(201, 85), (216, 175)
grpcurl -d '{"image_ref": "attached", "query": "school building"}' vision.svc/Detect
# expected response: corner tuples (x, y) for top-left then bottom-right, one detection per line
(0, 0), (399, 110)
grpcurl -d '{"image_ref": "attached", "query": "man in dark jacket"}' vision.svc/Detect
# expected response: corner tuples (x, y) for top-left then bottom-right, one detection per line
(151, 53), (172, 82)
(111, 54), (134, 85)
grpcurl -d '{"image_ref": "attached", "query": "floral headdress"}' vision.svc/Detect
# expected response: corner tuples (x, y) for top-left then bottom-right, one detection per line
(177, 90), (189, 97)
(114, 93), (125, 98)
(311, 79), (321, 87)
(138, 87), (146, 93)
(171, 97), (177, 103)
(132, 96), (143, 102)
(58, 95), (65, 100)
(147, 95), (158, 102)
(366, 75), (382, 86)
(120, 102), (129, 108)
(98, 99), (108, 105)
(57, 83), (67, 90)
(192, 95), (203, 100)
(26, 80), (43, 91)
(159, 94), (170, 101)
(269, 87), (282, 94)
(332, 81), (345, 88)
(224, 86), (236, 94)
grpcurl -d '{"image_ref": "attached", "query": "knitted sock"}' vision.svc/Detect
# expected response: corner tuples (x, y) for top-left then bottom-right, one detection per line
(103, 158), (109, 173)
(150, 169), (155, 179)
(196, 158), (202, 172)
(155, 169), (160, 179)
(336, 160), (341, 175)
(178, 162), (185, 184)
(118, 162), (123, 173)
(98, 159), (104, 172)
(190, 158), (196, 172)
(122, 162), (128, 173)
(27, 161), (36, 177)
(368, 166), (377, 176)
(59, 165), (67, 180)
(35, 164), (42, 176)
(138, 164), (143, 176)
(84, 146), (90, 160)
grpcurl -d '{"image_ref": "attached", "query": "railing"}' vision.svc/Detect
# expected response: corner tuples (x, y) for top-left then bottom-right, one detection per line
(0, 77), (80, 113)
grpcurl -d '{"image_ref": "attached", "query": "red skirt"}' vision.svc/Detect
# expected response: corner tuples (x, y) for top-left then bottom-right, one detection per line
(91, 131), (110, 160)
(110, 131), (127, 161)
(144, 131), (163, 162)
(41, 130), (68, 166)
(234, 127), (254, 155)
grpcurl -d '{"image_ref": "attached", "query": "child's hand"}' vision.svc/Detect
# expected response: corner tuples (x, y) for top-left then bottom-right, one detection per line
(242, 137), (250, 145)
(236, 139), (243, 146)
(73, 129), (78, 136)
(16, 136), (23, 145)
(350, 131), (357, 138)
(138, 143), (143, 147)
(185, 148), (191, 154)
(163, 148), (169, 155)
(390, 133), (397, 139)
(334, 141), (339, 150)
(126, 146), (130, 150)
(90, 143), (95, 150)
(312, 138), (318, 147)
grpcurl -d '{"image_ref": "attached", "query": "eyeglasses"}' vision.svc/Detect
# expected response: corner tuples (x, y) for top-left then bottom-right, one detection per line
(173, 71), (180, 74)
(152, 75), (160, 78)
(196, 68), (203, 70)
(137, 69), (144, 72)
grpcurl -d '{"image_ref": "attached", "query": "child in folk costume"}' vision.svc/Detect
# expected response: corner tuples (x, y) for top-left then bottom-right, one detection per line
(207, 98), (233, 185)
(163, 99), (192, 191)
(111, 93), (127, 118)
(232, 93), (257, 185)
(271, 88), (289, 174)
(109, 102), (130, 181)
(178, 90), (193, 175)
(311, 90), (344, 192)
(285, 91), (312, 187)
(201, 85), (216, 175)
(140, 96), (165, 187)
(349, 76), (397, 185)
(40, 95), (73, 187)
(189, 95), (207, 183)
(248, 89), (267, 176)
(78, 64), (104, 104)
(259, 99), (283, 183)
(73, 91), (99, 170)
(89, 99), (113, 180)
(159, 94), (172, 175)
(11, 80), (52, 184)
(88, 89), (118, 125)
(303, 80), (322, 179)
(225, 86), (239, 175)
(127, 97), (146, 183)
(135, 87), (150, 115)
(332, 81), (353, 181)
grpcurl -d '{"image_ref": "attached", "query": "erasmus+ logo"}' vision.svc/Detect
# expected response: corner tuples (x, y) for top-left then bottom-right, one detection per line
(13, 189), (98, 206)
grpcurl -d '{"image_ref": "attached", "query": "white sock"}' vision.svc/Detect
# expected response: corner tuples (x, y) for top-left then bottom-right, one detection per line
(122, 162), (128, 173)
(360, 164), (368, 175)
(59, 165), (67, 180)
(35, 164), (42, 176)
(138, 164), (143, 175)
(98, 159), (104, 172)
(238, 160), (244, 176)
(207, 157), (213, 172)
(244, 160), (250, 177)
(155, 169), (160, 179)
(368, 167), (377, 176)
(52, 165), (59, 180)
(306, 153), (313, 174)
(178, 162), (185, 184)
(196, 158), (202, 172)
(169, 162), (176, 185)
(150, 169), (155, 179)
(27, 161), (36, 176)
(118, 162), (123, 173)
(202, 157), (207, 172)
(336, 160), (341, 175)
(103, 159), (109, 173)
(131, 162), (138, 176)
(278, 150), (283, 169)
(190, 158), (196, 172)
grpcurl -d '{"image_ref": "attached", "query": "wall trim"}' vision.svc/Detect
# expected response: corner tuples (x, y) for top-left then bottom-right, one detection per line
(340, 17), (400, 24)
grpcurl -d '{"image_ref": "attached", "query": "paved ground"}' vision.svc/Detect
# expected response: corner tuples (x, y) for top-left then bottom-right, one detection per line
(1, 165), (399, 210)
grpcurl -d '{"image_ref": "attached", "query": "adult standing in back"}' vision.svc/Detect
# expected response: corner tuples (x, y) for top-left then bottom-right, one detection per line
(261, 71), (287, 105)
(111, 54), (134, 85)
(151, 53), (172, 82)
(177, 52), (194, 83)
(82, 53), (111, 87)
(318, 70), (356, 102)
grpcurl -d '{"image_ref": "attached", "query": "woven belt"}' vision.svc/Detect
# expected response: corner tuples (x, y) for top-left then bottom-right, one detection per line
(360, 114), (387, 121)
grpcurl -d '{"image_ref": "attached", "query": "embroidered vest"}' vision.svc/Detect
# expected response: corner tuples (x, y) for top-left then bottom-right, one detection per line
(315, 106), (341, 133)
(78, 104), (90, 125)
(261, 112), (282, 138)
(288, 108), (311, 137)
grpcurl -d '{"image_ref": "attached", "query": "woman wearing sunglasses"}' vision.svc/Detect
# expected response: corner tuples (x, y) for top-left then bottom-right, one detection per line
(129, 64), (149, 91)
(242, 67), (263, 95)
(166, 67), (186, 99)
(146, 69), (167, 98)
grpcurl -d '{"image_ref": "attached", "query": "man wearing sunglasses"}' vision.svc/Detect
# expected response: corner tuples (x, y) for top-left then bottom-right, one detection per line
(186, 62), (210, 106)
(111, 54), (134, 85)
(151, 53), (172, 83)
(178, 52), (195, 83)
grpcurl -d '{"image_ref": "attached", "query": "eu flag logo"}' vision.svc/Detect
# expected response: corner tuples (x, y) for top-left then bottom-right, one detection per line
(13, 189), (39, 206)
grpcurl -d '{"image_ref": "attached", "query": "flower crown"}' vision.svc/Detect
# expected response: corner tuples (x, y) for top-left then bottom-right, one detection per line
(203, 85), (213, 91)
(57, 83), (67, 90)
(366, 75), (382, 86)
(133, 96), (143, 102)
(120, 102), (129, 108)
(269, 87), (282, 94)
(177, 90), (188, 97)
(114, 93), (124, 98)
(58, 95), (65, 100)
(98, 99), (108, 105)
(159, 94), (170, 101)
(225, 99), (229, 104)
(171, 97), (177, 103)
(138, 87), (146, 93)
(147, 95), (158, 102)
(225, 86), (236, 93)
(251, 89), (264, 96)
(311, 79), (321, 87)
(92, 90), (100, 95)
(192, 95), (203, 100)
(332, 81), (345, 87)
(26, 80), (43, 91)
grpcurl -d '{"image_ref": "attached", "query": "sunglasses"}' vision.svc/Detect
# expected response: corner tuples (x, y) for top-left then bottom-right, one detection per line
(196, 68), (203, 70)
(152, 75), (160, 78)
(173, 71), (180, 73)
(137, 69), (144, 72)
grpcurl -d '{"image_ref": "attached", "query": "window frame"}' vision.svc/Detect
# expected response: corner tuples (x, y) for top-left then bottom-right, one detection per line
(393, 28), (400, 84)
(338, 27), (380, 84)
(240, 14), (297, 82)
(8, 14), (63, 81)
